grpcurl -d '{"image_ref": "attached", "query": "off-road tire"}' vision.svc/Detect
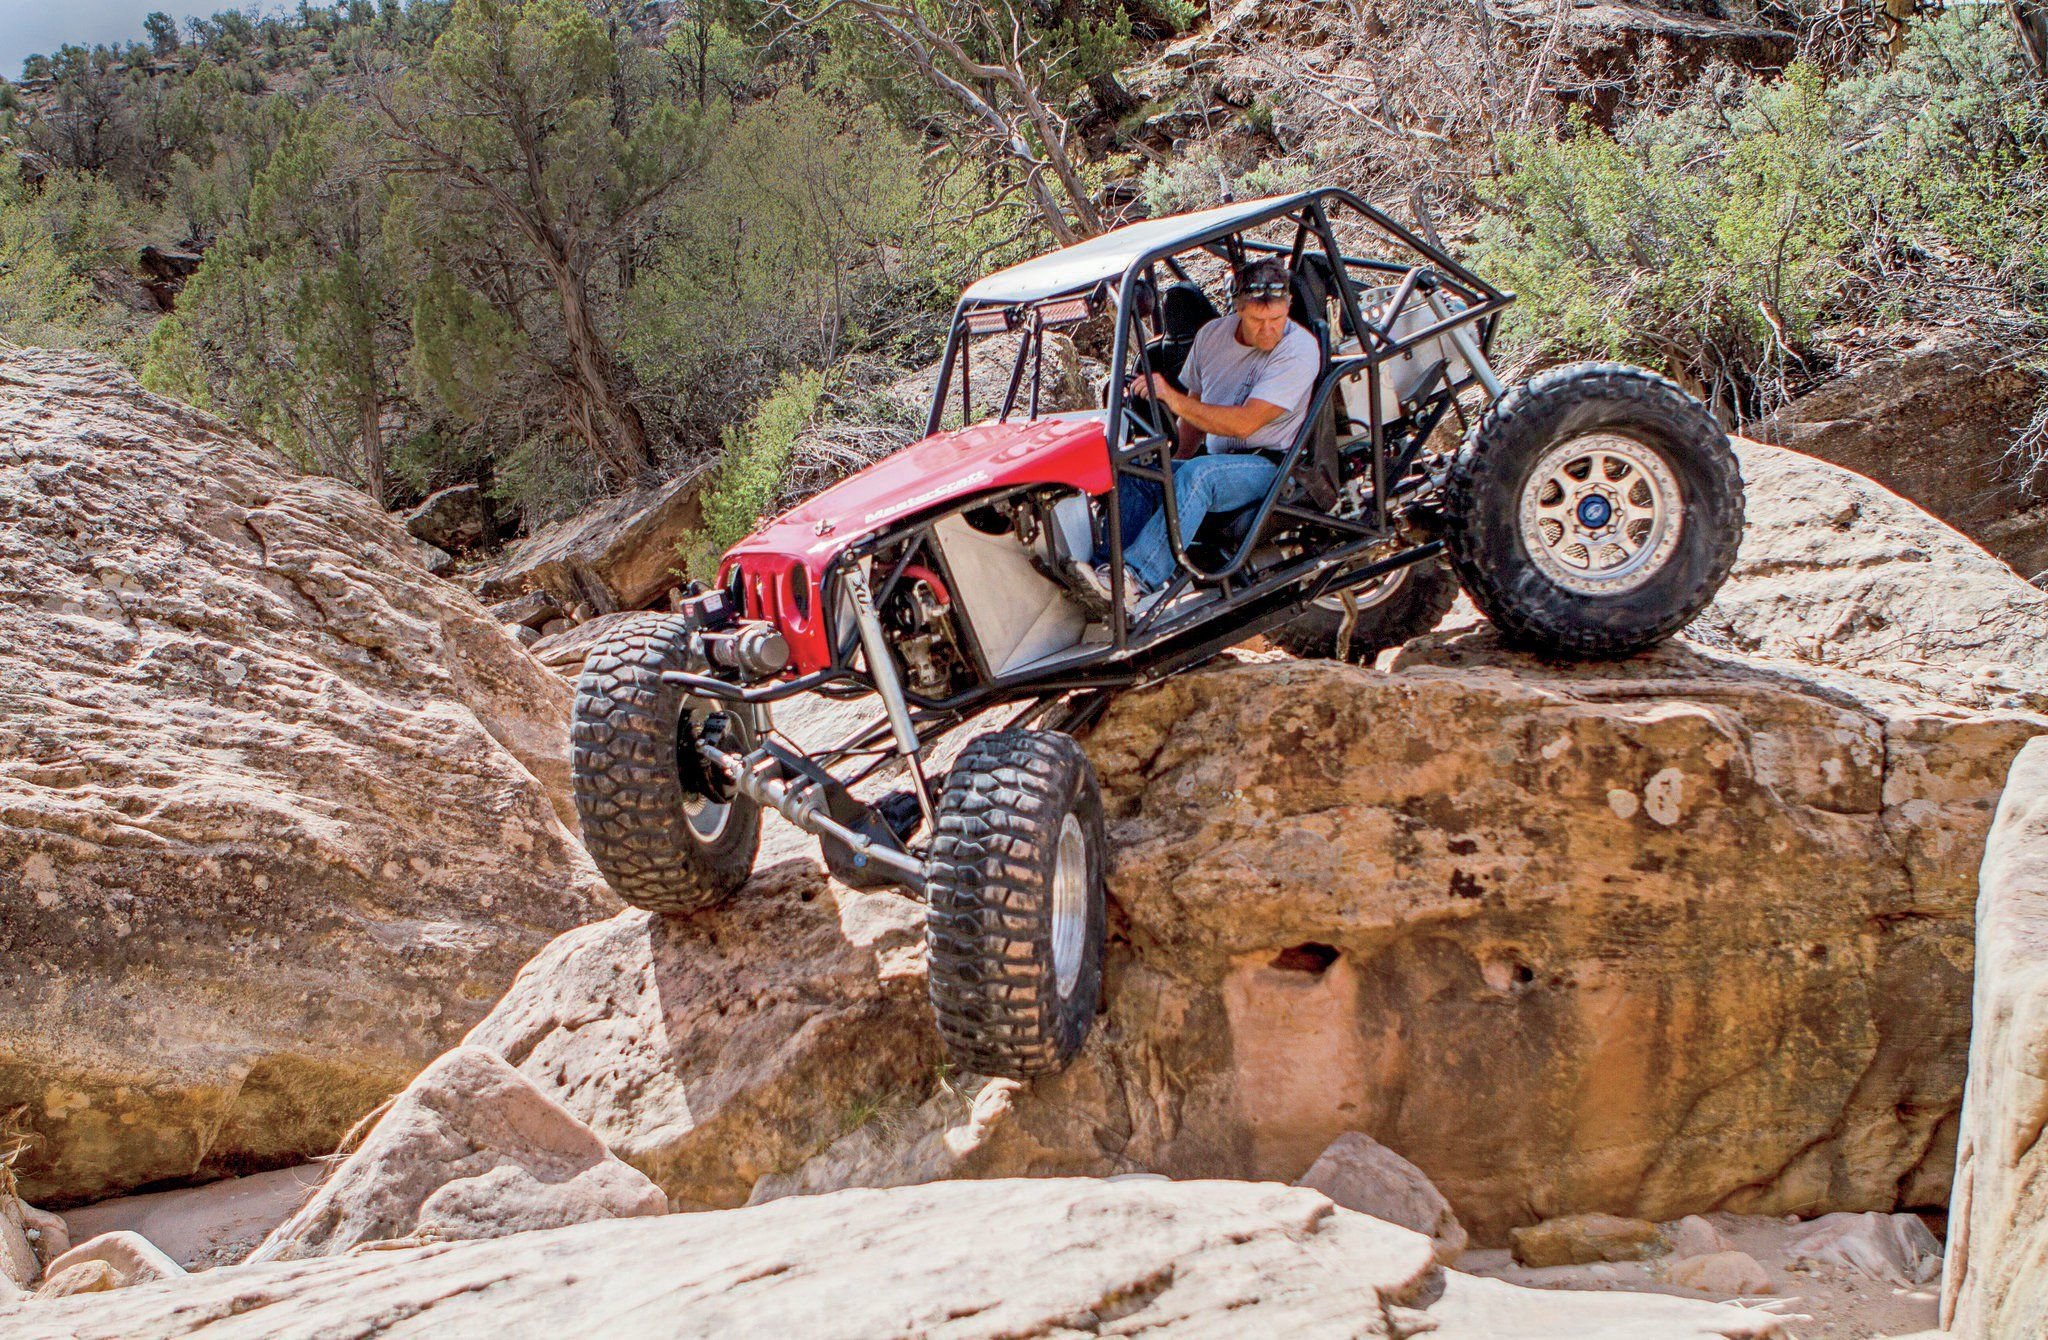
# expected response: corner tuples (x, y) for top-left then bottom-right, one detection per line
(1444, 362), (1743, 659)
(1268, 555), (1460, 664)
(926, 730), (1107, 1078)
(571, 612), (760, 915)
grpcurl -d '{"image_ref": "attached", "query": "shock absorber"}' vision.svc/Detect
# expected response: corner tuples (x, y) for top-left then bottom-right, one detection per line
(842, 565), (938, 832)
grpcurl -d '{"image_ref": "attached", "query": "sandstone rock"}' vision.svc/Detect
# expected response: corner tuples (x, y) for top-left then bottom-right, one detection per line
(505, 621), (542, 646)
(19, 1203), (69, 1267)
(1786, 1211), (1941, 1286)
(0, 1179), (1788, 1340)
(1755, 334), (2048, 579)
(1511, 1213), (1664, 1267)
(415, 538), (455, 575)
(488, 589), (563, 630)
(1065, 645), (2032, 1241)
(1297, 1131), (1467, 1264)
(251, 1046), (664, 1262)
(39, 1230), (183, 1293)
(1667, 1214), (1735, 1261)
(466, 862), (939, 1209)
(1665, 1250), (1772, 1297)
(403, 483), (487, 554)
(35, 1259), (119, 1297)
(538, 617), (570, 638)
(1500, 0), (1796, 80)
(1943, 736), (2048, 1340)
(883, 329), (1095, 424)
(474, 466), (710, 614)
(60, 1165), (321, 1270)
(0, 349), (611, 1205)
(1694, 440), (2048, 713)
(1424, 1269), (1784, 1338)
(527, 609), (641, 676)
(476, 632), (2036, 1244)
(0, 1206), (36, 1289)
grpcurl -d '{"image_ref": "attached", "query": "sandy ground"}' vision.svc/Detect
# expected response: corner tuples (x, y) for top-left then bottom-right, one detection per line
(56, 1164), (323, 1270)
(1462, 1212), (1943, 1340)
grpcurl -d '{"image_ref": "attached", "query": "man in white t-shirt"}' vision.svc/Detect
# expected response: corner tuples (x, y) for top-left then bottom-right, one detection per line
(1085, 258), (1320, 604)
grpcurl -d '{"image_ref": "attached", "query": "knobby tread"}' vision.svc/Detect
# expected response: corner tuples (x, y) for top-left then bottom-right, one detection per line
(1267, 555), (1461, 664)
(570, 612), (759, 915)
(1444, 361), (1745, 660)
(925, 729), (1106, 1078)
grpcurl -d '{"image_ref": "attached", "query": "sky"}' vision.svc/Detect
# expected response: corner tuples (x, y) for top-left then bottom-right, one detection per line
(0, 1), (236, 80)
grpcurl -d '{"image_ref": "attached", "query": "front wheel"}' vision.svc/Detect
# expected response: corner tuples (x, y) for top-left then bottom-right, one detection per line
(925, 730), (1107, 1078)
(1444, 362), (1743, 659)
(571, 613), (761, 915)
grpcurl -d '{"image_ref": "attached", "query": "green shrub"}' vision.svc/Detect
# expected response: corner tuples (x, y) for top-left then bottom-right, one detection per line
(684, 369), (826, 579)
(1473, 16), (2048, 421)
(1474, 66), (1853, 414)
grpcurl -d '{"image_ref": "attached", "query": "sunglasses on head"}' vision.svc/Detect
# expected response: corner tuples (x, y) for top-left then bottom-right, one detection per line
(1236, 277), (1290, 303)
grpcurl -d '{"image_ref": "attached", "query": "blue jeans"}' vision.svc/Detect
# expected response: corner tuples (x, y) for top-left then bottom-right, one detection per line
(1122, 453), (1278, 589)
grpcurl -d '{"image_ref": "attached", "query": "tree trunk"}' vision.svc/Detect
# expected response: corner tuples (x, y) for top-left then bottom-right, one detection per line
(552, 261), (653, 480)
(2013, 0), (2048, 78)
(359, 383), (386, 508)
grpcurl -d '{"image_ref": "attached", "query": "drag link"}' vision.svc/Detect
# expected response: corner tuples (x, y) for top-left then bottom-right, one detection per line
(699, 741), (927, 887)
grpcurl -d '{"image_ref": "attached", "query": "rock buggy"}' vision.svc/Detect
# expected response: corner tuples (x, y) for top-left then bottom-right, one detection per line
(570, 189), (1744, 1078)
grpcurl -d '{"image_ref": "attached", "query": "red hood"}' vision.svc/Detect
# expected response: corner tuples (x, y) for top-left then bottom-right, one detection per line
(719, 414), (1111, 674)
(727, 414), (1111, 566)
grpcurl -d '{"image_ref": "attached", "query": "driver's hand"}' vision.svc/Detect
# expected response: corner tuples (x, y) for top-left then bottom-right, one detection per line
(1127, 372), (1173, 401)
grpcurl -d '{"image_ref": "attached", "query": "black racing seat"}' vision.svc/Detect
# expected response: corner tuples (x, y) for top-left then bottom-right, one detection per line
(1143, 283), (1220, 390)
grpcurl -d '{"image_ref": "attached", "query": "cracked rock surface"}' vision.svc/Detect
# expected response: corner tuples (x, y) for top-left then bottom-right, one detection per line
(469, 643), (2040, 1245)
(0, 349), (612, 1206)
(0, 1179), (1785, 1340)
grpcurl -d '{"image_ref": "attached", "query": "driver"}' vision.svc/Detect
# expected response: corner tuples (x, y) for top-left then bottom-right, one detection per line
(1084, 258), (1319, 608)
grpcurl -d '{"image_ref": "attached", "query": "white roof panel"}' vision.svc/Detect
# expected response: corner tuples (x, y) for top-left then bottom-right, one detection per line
(959, 194), (1312, 305)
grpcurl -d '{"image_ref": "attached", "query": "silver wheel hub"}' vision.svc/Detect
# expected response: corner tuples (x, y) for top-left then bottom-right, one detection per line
(1313, 564), (1407, 613)
(679, 700), (737, 843)
(1519, 434), (1683, 595)
(1051, 813), (1088, 999)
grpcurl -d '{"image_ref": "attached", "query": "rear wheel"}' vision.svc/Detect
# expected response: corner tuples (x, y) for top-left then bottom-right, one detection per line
(571, 613), (761, 915)
(925, 730), (1107, 1078)
(1445, 362), (1743, 659)
(1268, 555), (1459, 663)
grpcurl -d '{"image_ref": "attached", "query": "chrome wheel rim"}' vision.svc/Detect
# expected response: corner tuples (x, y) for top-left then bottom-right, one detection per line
(678, 700), (735, 843)
(1051, 813), (1089, 999)
(1518, 434), (1684, 594)
(1312, 564), (1408, 613)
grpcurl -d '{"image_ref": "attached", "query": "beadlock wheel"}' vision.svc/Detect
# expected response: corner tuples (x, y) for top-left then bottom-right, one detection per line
(1444, 362), (1743, 660)
(1518, 433), (1684, 595)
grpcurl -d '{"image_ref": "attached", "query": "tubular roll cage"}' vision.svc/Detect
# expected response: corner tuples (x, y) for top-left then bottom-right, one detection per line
(665, 188), (1511, 735)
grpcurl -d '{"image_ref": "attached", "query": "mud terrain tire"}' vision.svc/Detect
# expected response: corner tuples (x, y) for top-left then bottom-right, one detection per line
(1445, 362), (1742, 659)
(926, 730), (1107, 1078)
(1269, 555), (1460, 663)
(571, 612), (760, 915)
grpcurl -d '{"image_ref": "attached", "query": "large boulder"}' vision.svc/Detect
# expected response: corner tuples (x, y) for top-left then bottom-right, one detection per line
(465, 642), (2039, 1243)
(249, 1046), (665, 1261)
(1695, 440), (2048, 713)
(1033, 644), (2037, 1241)
(1941, 737), (2048, 1339)
(0, 349), (611, 1206)
(463, 862), (938, 1209)
(1755, 334), (2048, 580)
(0, 1179), (1787, 1339)
(474, 467), (710, 614)
(402, 484), (488, 555)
